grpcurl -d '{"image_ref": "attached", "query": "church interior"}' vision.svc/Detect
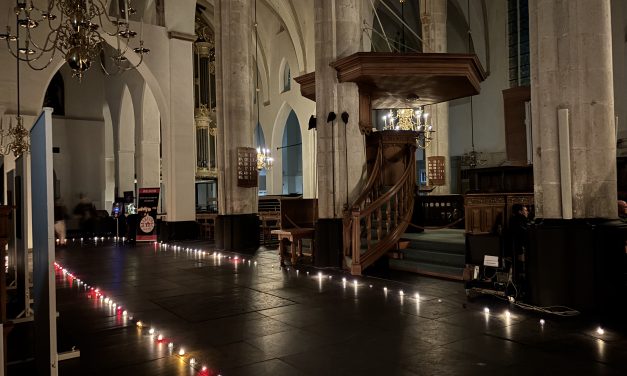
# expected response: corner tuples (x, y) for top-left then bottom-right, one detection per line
(0, 0), (626, 375)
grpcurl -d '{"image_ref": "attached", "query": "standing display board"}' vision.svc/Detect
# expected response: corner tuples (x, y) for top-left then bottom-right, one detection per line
(136, 188), (160, 241)
(15, 155), (30, 319)
(237, 147), (258, 187)
(427, 156), (446, 186)
(31, 108), (58, 375)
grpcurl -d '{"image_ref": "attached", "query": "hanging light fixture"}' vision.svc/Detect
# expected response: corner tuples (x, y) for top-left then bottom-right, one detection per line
(460, 102), (486, 168)
(460, 0), (485, 169)
(0, 0), (150, 81)
(381, 106), (434, 149)
(1, 9), (29, 157)
(256, 146), (273, 171)
(254, 0), (272, 171)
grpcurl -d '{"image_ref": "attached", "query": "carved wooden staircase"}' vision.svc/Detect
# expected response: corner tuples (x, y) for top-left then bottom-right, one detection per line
(343, 131), (417, 275)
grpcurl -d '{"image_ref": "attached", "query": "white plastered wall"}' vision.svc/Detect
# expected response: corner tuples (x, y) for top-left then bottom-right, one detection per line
(257, 6), (316, 198)
(0, 0), (203, 223)
(449, 0), (508, 166)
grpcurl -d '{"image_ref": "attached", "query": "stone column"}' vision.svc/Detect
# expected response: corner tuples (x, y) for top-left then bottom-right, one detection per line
(530, 0), (616, 219)
(137, 86), (161, 189)
(527, 0), (621, 312)
(116, 150), (135, 195)
(116, 88), (136, 197)
(160, 32), (197, 239)
(314, 0), (365, 266)
(214, 0), (259, 252)
(315, 0), (364, 218)
(420, 0), (450, 194)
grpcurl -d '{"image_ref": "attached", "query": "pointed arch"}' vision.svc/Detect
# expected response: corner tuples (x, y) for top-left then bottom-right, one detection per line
(138, 83), (161, 188)
(279, 57), (291, 93)
(103, 102), (115, 210)
(116, 85), (136, 195)
(262, 0), (307, 73)
(42, 72), (65, 116)
(281, 110), (302, 194)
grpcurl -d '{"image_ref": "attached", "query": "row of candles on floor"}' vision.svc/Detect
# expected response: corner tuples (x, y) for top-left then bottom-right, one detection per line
(54, 241), (269, 375)
(54, 261), (219, 376)
(152, 241), (609, 339)
(57, 236), (128, 244)
(55, 239), (609, 374)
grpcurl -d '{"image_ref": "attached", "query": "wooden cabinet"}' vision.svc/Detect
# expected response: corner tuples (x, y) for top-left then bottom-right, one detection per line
(467, 165), (533, 193)
(464, 193), (533, 234)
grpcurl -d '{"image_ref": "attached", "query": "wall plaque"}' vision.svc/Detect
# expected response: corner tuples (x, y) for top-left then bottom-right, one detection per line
(237, 147), (258, 187)
(427, 156), (446, 186)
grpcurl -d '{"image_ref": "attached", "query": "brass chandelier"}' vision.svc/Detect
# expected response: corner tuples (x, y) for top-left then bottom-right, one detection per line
(0, 116), (30, 157)
(256, 147), (273, 171)
(254, 0), (272, 172)
(0, 0), (149, 81)
(1, 8), (29, 157)
(382, 106), (434, 149)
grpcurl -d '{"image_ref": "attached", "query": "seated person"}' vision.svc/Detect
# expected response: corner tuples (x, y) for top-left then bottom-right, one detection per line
(618, 200), (627, 220)
(509, 204), (530, 286)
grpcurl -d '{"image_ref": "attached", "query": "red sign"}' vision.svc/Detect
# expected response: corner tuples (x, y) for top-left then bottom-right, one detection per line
(137, 187), (160, 241)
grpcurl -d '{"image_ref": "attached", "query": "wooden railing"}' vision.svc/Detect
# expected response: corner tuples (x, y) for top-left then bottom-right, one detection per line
(343, 144), (384, 259)
(344, 148), (415, 275)
(414, 194), (464, 228)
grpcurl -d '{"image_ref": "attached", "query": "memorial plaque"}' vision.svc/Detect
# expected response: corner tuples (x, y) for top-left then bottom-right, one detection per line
(427, 156), (446, 186)
(237, 147), (258, 187)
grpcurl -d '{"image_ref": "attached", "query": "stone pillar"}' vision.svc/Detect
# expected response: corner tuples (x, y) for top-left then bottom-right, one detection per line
(116, 87), (136, 197)
(530, 0), (616, 219)
(214, 0), (259, 252)
(137, 141), (160, 188)
(116, 150), (135, 195)
(315, 0), (364, 218)
(420, 0), (450, 194)
(160, 32), (197, 239)
(526, 0), (623, 312)
(314, 0), (365, 266)
(137, 86), (161, 189)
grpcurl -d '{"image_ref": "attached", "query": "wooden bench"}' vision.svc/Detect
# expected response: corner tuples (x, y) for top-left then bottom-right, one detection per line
(271, 198), (317, 266)
(272, 228), (315, 266)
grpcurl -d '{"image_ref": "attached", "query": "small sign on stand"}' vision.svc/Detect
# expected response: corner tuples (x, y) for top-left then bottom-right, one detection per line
(137, 188), (160, 242)
(237, 147), (258, 188)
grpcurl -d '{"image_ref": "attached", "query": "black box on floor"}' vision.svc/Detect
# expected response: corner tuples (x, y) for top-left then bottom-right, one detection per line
(314, 218), (343, 267)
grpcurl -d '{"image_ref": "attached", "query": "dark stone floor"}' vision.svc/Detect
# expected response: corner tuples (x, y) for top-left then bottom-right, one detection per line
(22, 240), (627, 375)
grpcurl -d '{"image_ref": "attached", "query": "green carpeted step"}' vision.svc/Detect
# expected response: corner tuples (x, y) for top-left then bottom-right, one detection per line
(389, 258), (463, 280)
(399, 248), (465, 267)
(400, 229), (465, 254)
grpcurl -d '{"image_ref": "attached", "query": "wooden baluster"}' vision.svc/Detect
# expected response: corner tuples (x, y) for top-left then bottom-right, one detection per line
(394, 192), (399, 228)
(404, 181), (409, 215)
(343, 217), (352, 256)
(366, 212), (372, 250)
(400, 185), (405, 219)
(352, 210), (361, 269)
(386, 198), (391, 233)
(377, 206), (382, 240)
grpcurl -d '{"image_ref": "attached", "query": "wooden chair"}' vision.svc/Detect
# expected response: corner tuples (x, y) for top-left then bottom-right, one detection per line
(272, 199), (317, 266)
(196, 213), (217, 240)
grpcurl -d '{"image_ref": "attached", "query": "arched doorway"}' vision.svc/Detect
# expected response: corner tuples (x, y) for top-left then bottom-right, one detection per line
(281, 110), (302, 195)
